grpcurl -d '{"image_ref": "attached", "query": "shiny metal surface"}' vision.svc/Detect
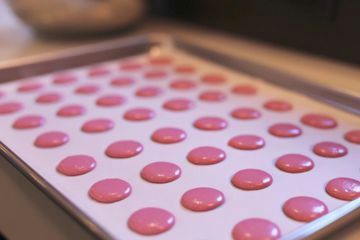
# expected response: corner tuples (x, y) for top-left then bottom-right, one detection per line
(6, 0), (146, 35)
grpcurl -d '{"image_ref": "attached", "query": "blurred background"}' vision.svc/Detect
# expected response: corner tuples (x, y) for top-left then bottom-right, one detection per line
(1, 0), (360, 65)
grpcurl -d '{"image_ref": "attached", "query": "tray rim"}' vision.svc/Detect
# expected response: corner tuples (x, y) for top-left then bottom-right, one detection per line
(0, 33), (359, 240)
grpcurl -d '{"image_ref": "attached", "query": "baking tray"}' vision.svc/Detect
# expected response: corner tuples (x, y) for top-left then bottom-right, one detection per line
(0, 34), (359, 240)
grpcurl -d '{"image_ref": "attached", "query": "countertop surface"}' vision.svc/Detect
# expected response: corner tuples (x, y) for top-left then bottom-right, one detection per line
(0, 2), (359, 240)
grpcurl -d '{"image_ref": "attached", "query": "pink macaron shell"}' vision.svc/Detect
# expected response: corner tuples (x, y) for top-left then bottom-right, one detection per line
(232, 218), (281, 240)
(0, 102), (23, 115)
(81, 118), (114, 133)
(187, 146), (226, 165)
(181, 187), (225, 211)
(283, 196), (328, 222)
(228, 135), (265, 150)
(57, 155), (96, 176)
(13, 115), (45, 129)
(301, 113), (337, 129)
(231, 169), (273, 190)
(34, 131), (69, 148)
(124, 108), (155, 121)
(128, 207), (175, 235)
(141, 162), (181, 183)
(313, 141), (348, 158)
(89, 178), (131, 203)
(105, 140), (143, 158)
(275, 154), (314, 173)
(194, 116), (228, 131)
(326, 177), (360, 201)
(151, 127), (187, 144)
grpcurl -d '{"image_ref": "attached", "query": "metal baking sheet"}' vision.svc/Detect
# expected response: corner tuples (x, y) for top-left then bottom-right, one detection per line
(0, 34), (359, 240)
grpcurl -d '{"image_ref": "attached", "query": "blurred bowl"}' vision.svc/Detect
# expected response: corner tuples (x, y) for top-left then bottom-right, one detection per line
(7, 0), (146, 36)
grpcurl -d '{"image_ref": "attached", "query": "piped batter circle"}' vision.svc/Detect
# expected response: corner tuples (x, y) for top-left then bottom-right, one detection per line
(313, 141), (348, 158)
(228, 135), (265, 150)
(163, 98), (195, 111)
(128, 207), (175, 235)
(34, 131), (69, 148)
(141, 162), (181, 183)
(275, 154), (314, 173)
(199, 91), (226, 102)
(232, 218), (281, 240)
(81, 118), (114, 133)
(151, 127), (187, 144)
(170, 79), (196, 90)
(301, 113), (337, 129)
(283, 196), (328, 222)
(36, 92), (62, 104)
(187, 146), (226, 165)
(96, 94), (126, 107)
(13, 115), (45, 129)
(326, 177), (360, 201)
(268, 123), (302, 138)
(344, 130), (360, 144)
(0, 102), (23, 115)
(194, 116), (228, 131)
(264, 100), (292, 112)
(231, 107), (261, 120)
(89, 178), (131, 203)
(135, 86), (163, 97)
(181, 187), (225, 211)
(105, 140), (143, 158)
(231, 169), (273, 190)
(124, 107), (155, 121)
(57, 155), (96, 176)
(57, 104), (86, 117)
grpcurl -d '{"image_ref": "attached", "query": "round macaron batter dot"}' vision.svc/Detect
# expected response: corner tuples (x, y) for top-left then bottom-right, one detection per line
(13, 115), (45, 129)
(344, 130), (360, 144)
(231, 107), (261, 120)
(193, 116), (228, 131)
(283, 196), (328, 222)
(34, 131), (69, 148)
(151, 127), (187, 144)
(81, 118), (114, 133)
(325, 177), (360, 201)
(75, 84), (100, 94)
(231, 169), (273, 190)
(313, 141), (348, 158)
(264, 100), (292, 112)
(301, 113), (337, 129)
(57, 155), (96, 176)
(36, 92), (62, 104)
(96, 94), (126, 107)
(163, 98), (195, 111)
(232, 218), (281, 240)
(199, 90), (227, 102)
(141, 162), (181, 183)
(181, 187), (225, 211)
(123, 107), (155, 121)
(135, 86), (163, 98)
(17, 82), (43, 92)
(110, 77), (135, 87)
(57, 104), (86, 117)
(187, 146), (226, 165)
(275, 154), (314, 173)
(89, 178), (131, 203)
(268, 123), (302, 138)
(128, 207), (175, 235)
(0, 102), (23, 115)
(105, 140), (143, 158)
(228, 135), (265, 150)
